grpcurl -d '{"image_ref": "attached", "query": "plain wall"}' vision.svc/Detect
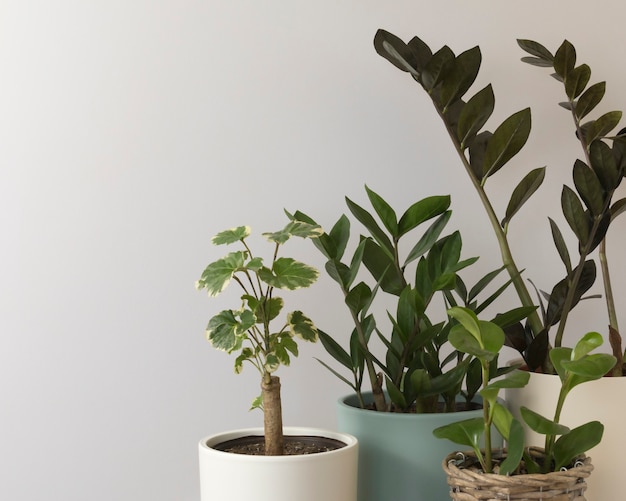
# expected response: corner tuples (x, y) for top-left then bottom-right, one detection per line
(2, 1), (626, 500)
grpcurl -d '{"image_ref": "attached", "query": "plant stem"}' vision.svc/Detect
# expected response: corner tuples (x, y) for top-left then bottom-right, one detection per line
(262, 375), (284, 455)
(543, 381), (568, 473)
(481, 361), (492, 472)
(434, 105), (545, 342)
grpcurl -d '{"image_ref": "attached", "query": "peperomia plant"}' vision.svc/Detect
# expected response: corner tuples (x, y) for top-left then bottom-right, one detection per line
(295, 187), (533, 414)
(434, 306), (616, 474)
(373, 30), (626, 373)
(196, 221), (323, 455)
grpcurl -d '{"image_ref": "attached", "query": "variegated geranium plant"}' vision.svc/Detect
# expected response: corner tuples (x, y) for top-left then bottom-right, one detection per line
(196, 220), (323, 455)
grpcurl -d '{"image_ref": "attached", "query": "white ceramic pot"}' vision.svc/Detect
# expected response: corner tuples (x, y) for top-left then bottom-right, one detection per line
(505, 371), (626, 501)
(198, 427), (358, 501)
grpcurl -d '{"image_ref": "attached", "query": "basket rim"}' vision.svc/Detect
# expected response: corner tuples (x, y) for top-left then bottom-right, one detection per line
(442, 446), (593, 481)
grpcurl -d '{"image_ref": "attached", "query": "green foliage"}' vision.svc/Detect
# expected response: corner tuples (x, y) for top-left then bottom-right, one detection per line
(374, 29), (626, 374)
(434, 308), (615, 474)
(196, 221), (323, 404)
(296, 187), (527, 413)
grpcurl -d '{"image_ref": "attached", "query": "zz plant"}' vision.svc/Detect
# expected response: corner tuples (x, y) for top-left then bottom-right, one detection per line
(295, 187), (532, 413)
(196, 220), (322, 455)
(374, 30), (626, 373)
(434, 306), (616, 474)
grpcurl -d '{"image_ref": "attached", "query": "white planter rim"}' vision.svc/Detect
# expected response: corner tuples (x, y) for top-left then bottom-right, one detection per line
(199, 427), (358, 463)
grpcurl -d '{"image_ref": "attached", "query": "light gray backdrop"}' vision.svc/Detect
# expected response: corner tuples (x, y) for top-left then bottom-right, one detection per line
(2, 1), (625, 500)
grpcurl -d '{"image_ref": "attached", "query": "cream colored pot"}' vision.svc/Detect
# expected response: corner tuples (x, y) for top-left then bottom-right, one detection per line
(505, 370), (625, 501)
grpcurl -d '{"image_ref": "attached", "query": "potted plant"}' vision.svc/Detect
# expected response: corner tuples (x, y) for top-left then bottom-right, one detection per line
(295, 187), (532, 501)
(195, 221), (358, 501)
(373, 29), (626, 498)
(434, 306), (615, 500)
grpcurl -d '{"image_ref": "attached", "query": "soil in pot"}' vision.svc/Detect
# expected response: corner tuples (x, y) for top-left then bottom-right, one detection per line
(213, 434), (347, 455)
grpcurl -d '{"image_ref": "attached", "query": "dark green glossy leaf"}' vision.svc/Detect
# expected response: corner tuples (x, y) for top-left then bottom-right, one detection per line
(545, 260), (596, 326)
(590, 212), (611, 253)
(468, 131), (492, 180)
(457, 86), (494, 149)
(406, 35), (433, 73)
(520, 56), (553, 68)
(346, 196), (394, 259)
(573, 158), (605, 216)
(583, 111), (623, 144)
(565, 64), (590, 100)
(404, 211), (452, 265)
(561, 185), (589, 245)
(438, 231), (463, 272)
(345, 238), (367, 290)
(610, 197), (626, 219)
(315, 357), (356, 390)
(395, 285), (420, 340)
(421, 360), (470, 397)
(503, 321), (529, 355)
(361, 238), (404, 295)
(491, 306), (536, 330)
(421, 45), (455, 92)
(483, 108), (532, 178)
(373, 29), (418, 76)
(467, 266), (504, 303)
(503, 167), (546, 226)
(526, 330), (549, 371)
(575, 82), (606, 120)
(366, 185), (398, 237)
(517, 39), (554, 62)
(385, 376), (408, 409)
(345, 282), (372, 315)
(328, 215), (351, 261)
(439, 46), (482, 109)
(553, 40), (576, 80)
(590, 140), (620, 191)
(325, 259), (351, 289)
(549, 217), (572, 274)
(292, 210), (337, 260)
(554, 421), (603, 470)
(317, 328), (353, 370)
(398, 195), (451, 237)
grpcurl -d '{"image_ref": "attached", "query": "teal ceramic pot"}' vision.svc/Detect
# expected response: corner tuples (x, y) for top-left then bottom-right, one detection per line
(337, 392), (500, 501)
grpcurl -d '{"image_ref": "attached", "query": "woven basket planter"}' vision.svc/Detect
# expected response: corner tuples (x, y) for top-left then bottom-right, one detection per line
(442, 447), (593, 500)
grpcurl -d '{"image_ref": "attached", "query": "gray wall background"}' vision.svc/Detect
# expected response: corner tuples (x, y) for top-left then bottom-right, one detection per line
(2, 1), (625, 500)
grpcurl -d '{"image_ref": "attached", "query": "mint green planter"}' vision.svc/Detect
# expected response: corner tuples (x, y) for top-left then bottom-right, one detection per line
(337, 393), (500, 501)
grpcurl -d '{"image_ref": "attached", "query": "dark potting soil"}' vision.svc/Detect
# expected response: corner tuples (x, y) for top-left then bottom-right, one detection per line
(213, 435), (346, 456)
